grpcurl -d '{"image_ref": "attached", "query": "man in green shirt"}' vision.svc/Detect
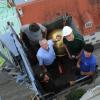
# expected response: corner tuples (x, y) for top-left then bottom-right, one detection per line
(62, 26), (85, 65)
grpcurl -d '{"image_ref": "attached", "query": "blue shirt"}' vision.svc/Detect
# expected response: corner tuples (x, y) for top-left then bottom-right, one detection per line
(36, 40), (56, 66)
(80, 51), (96, 72)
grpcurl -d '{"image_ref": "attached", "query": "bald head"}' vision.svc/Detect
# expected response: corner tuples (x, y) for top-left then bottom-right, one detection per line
(39, 39), (47, 46)
(39, 39), (48, 50)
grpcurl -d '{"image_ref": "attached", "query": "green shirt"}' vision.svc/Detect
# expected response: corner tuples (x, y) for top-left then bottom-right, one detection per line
(63, 34), (85, 56)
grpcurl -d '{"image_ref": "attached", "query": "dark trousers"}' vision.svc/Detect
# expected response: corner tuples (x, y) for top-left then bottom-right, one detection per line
(45, 59), (59, 79)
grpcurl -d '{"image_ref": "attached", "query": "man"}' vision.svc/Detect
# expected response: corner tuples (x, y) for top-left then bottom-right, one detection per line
(36, 39), (58, 78)
(20, 23), (47, 50)
(77, 44), (96, 76)
(36, 65), (70, 94)
(21, 23), (47, 42)
(69, 44), (96, 86)
(37, 71), (58, 94)
(62, 26), (85, 64)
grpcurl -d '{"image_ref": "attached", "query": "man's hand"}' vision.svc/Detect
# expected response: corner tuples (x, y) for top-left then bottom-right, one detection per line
(63, 44), (67, 48)
(80, 72), (85, 75)
(76, 63), (80, 68)
(68, 55), (72, 59)
(75, 55), (79, 59)
(43, 68), (47, 73)
(81, 71), (94, 76)
(40, 65), (47, 72)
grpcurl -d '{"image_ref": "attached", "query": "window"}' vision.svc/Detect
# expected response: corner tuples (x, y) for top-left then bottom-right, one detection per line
(85, 21), (93, 28)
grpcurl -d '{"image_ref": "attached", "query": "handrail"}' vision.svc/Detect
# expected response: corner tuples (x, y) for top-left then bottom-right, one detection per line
(48, 76), (96, 100)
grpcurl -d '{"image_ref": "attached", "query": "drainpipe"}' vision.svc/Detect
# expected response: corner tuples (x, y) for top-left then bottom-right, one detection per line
(7, 22), (39, 95)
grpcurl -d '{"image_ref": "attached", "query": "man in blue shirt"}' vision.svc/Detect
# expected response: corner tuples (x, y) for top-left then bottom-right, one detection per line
(36, 39), (58, 78)
(77, 44), (96, 76)
(69, 44), (96, 85)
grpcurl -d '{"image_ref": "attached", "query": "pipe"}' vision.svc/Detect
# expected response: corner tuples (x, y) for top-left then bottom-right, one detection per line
(7, 22), (39, 94)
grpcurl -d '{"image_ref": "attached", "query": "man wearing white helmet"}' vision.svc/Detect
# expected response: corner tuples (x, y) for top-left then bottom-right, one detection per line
(62, 26), (85, 65)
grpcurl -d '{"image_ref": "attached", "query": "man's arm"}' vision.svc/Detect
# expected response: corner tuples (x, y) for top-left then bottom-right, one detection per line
(76, 39), (85, 59)
(81, 60), (96, 76)
(76, 50), (82, 59)
(37, 55), (47, 72)
(37, 23), (47, 38)
(63, 44), (72, 59)
(39, 65), (47, 72)
(76, 57), (81, 68)
(80, 71), (95, 76)
(84, 57), (96, 76)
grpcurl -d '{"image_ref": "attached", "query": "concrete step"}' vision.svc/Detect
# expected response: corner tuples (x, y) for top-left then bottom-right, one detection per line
(0, 71), (35, 100)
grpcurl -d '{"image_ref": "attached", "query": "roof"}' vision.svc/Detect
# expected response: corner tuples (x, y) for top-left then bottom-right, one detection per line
(15, 0), (100, 35)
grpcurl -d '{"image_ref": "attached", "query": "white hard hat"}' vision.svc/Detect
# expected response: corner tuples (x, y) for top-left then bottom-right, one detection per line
(62, 26), (72, 37)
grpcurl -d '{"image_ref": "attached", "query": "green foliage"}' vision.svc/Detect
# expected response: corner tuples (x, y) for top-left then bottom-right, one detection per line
(0, 56), (5, 69)
(65, 89), (86, 100)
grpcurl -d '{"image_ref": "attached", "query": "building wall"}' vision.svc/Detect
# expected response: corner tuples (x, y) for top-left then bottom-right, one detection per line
(16, 0), (100, 35)
(0, 4), (21, 35)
